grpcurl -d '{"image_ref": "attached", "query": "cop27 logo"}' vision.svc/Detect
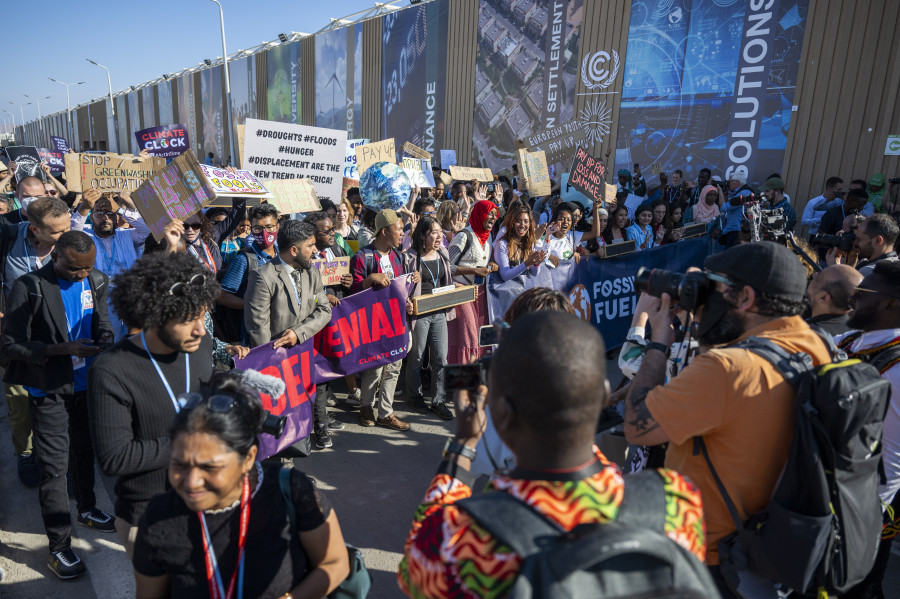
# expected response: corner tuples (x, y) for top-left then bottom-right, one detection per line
(581, 50), (620, 90)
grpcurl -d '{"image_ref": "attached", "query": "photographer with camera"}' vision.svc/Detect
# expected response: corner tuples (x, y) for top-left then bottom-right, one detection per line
(399, 311), (712, 599)
(852, 214), (899, 276)
(718, 172), (755, 247)
(760, 177), (796, 233)
(818, 188), (871, 236)
(623, 242), (832, 595)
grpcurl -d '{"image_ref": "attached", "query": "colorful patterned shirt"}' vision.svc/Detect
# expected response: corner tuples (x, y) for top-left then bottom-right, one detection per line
(398, 448), (705, 599)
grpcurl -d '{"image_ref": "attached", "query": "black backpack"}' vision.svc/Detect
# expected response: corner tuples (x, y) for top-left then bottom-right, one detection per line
(455, 470), (720, 599)
(694, 335), (892, 595)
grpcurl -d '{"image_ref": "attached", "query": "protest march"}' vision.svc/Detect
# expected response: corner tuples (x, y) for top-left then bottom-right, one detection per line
(1, 0), (900, 598)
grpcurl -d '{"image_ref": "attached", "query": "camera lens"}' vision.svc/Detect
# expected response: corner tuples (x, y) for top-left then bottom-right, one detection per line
(259, 411), (286, 438)
(635, 267), (711, 311)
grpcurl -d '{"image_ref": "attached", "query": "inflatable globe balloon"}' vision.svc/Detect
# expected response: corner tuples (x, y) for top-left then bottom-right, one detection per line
(360, 161), (411, 211)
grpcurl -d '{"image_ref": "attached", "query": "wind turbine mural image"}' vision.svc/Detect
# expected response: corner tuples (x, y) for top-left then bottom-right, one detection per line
(316, 23), (362, 136)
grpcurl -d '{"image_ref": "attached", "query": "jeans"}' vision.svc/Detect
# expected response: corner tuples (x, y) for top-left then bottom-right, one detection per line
(5, 381), (32, 455)
(406, 312), (448, 404)
(360, 359), (403, 419)
(29, 391), (97, 552)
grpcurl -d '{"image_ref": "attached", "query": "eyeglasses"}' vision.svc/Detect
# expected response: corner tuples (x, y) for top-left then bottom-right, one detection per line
(184, 222), (202, 231)
(250, 224), (278, 234)
(168, 273), (206, 296)
(421, 211), (437, 217)
(45, 190), (58, 196)
(92, 210), (115, 219)
(317, 227), (335, 235)
(177, 392), (240, 412)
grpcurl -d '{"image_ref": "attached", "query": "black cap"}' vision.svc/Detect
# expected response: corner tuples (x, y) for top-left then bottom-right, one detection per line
(704, 242), (807, 300)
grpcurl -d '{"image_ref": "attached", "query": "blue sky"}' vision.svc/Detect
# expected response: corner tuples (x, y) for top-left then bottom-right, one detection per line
(1, 0), (383, 132)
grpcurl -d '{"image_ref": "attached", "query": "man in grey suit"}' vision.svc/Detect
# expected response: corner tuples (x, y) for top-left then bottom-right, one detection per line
(244, 219), (335, 448)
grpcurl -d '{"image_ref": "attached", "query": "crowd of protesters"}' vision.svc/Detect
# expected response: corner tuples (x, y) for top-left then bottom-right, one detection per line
(0, 149), (899, 599)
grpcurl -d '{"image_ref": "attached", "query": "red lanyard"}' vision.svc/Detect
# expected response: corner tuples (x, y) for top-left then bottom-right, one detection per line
(197, 474), (250, 599)
(193, 242), (219, 275)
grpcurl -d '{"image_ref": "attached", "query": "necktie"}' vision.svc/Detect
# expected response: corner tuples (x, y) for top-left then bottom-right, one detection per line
(290, 269), (302, 305)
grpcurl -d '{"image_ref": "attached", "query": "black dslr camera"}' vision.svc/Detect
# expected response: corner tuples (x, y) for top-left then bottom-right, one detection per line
(635, 267), (715, 312)
(812, 230), (856, 253)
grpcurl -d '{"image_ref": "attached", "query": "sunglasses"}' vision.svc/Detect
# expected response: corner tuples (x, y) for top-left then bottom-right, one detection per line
(45, 190), (58, 196)
(421, 210), (437, 217)
(853, 286), (900, 300)
(184, 222), (202, 231)
(168, 273), (206, 296)
(92, 210), (116, 219)
(177, 392), (240, 412)
(317, 227), (335, 235)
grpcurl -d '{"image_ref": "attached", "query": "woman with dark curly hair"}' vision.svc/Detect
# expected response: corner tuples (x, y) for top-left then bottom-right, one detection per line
(87, 252), (222, 557)
(133, 372), (350, 599)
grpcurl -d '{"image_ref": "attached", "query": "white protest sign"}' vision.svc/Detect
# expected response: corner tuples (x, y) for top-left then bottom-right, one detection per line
(624, 193), (643, 220)
(402, 157), (436, 188)
(344, 138), (369, 179)
(242, 118), (348, 204)
(440, 149), (457, 168)
(199, 165), (273, 198)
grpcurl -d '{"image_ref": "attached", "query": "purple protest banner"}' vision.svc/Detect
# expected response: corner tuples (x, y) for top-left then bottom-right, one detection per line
(312, 275), (414, 380)
(38, 148), (65, 175)
(233, 338), (317, 460)
(135, 124), (190, 158)
(50, 136), (69, 154)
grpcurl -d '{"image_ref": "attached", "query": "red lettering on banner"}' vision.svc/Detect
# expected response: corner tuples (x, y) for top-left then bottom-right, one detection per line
(281, 354), (306, 408)
(325, 323), (343, 358)
(389, 297), (406, 336)
(370, 303), (394, 342)
(339, 311), (360, 354)
(359, 306), (371, 344)
(258, 365), (286, 415)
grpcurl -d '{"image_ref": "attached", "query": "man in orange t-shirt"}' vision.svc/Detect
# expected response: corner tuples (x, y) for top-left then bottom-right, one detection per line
(623, 242), (832, 597)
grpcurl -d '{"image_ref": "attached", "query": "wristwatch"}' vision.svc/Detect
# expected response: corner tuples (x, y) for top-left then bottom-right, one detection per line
(116, 206), (127, 217)
(645, 341), (669, 355)
(443, 439), (477, 461)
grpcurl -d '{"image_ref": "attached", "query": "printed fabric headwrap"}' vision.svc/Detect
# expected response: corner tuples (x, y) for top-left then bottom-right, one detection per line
(469, 200), (498, 246)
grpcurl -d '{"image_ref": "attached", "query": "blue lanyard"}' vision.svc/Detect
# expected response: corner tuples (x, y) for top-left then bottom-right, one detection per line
(198, 512), (246, 599)
(421, 256), (441, 289)
(140, 331), (189, 413)
(22, 239), (40, 273)
(93, 232), (117, 271)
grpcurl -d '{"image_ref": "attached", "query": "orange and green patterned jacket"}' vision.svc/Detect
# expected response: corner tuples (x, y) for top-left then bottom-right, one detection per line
(398, 447), (705, 599)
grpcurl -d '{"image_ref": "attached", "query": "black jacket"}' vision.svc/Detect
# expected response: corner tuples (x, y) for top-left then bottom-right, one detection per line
(0, 262), (113, 394)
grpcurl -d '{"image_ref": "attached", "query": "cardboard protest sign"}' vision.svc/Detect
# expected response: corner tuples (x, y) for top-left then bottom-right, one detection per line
(50, 136), (69, 154)
(198, 165), (272, 199)
(344, 138), (369, 179)
(439, 171), (453, 186)
(440, 149), (457, 168)
(516, 149), (551, 196)
(65, 152), (164, 193)
(449, 165), (493, 183)
(311, 256), (350, 287)
(3, 146), (44, 182)
(567, 148), (605, 203)
(234, 339), (316, 460)
(355, 139), (395, 175)
(132, 151), (216, 242)
(342, 177), (359, 200)
(263, 178), (321, 214)
(135, 124), (190, 158)
(38, 148), (65, 175)
(650, 162), (662, 176)
(402, 141), (431, 161)
(242, 118), (348, 204)
(402, 157), (436, 188)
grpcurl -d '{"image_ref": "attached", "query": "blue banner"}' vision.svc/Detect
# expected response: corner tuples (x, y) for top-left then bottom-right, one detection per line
(487, 238), (709, 349)
(617, 0), (809, 187)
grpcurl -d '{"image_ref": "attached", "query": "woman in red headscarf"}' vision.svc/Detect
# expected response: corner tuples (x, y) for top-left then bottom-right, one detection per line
(447, 200), (499, 364)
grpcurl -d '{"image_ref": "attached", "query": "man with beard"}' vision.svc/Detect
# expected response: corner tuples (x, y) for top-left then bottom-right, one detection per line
(622, 242), (832, 595)
(833, 261), (900, 597)
(244, 220), (332, 446)
(71, 189), (151, 340)
(87, 252), (219, 557)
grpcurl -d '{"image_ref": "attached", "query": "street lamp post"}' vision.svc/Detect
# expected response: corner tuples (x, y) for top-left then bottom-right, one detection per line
(22, 95), (51, 146)
(48, 78), (84, 144)
(210, 0), (238, 167)
(86, 58), (119, 153)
